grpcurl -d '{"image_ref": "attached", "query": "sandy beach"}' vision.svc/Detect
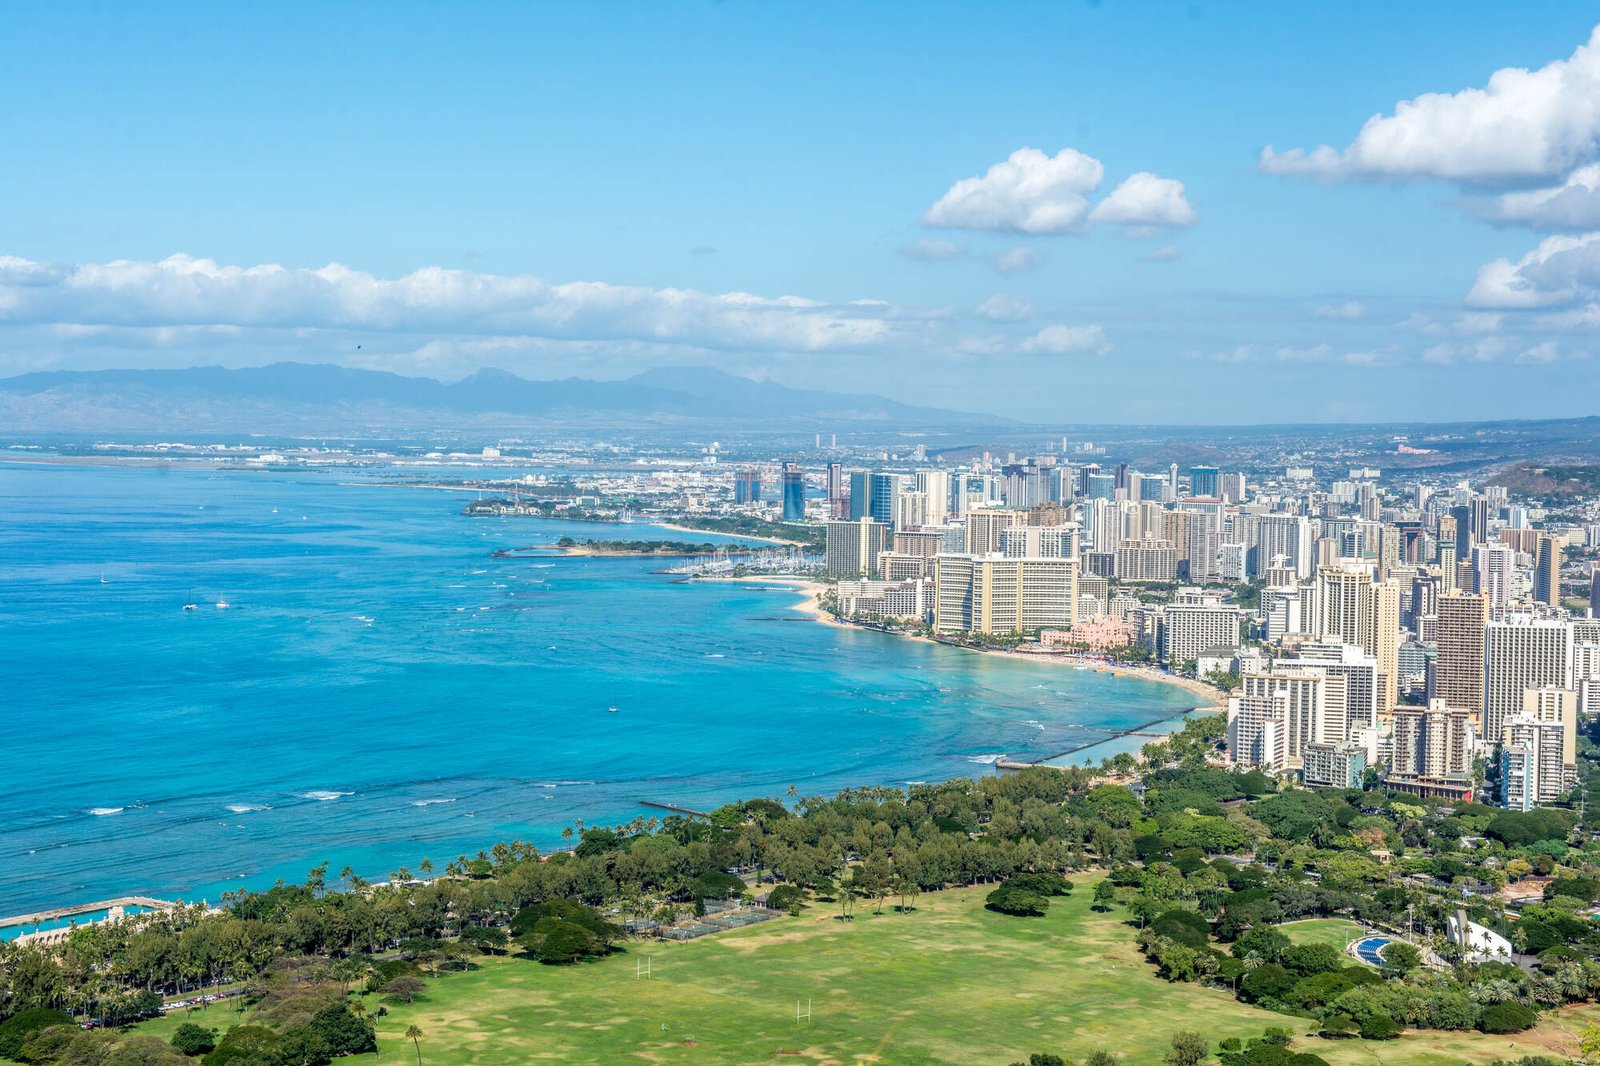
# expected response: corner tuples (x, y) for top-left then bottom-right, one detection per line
(649, 521), (804, 546)
(700, 575), (1227, 716)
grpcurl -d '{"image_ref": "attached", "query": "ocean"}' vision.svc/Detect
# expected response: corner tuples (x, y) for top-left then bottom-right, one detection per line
(0, 459), (1196, 918)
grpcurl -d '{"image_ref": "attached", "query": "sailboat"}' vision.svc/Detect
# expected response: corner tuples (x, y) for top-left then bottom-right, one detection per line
(182, 592), (198, 610)
(215, 597), (231, 609)
(99, 572), (108, 584)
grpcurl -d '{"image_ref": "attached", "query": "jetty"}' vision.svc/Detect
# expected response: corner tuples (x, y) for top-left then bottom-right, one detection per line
(640, 800), (712, 818)
(996, 713), (1192, 771)
(1, 896), (181, 947)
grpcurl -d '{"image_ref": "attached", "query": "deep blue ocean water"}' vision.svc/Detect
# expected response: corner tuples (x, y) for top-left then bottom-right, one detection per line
(0, 460), (1194, 917)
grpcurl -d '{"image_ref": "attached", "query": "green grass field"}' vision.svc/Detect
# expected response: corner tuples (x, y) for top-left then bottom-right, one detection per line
(1279, 918), (1367, 951)
(370, 882), (1312, 1064)
(87, 878), (1595, 1064)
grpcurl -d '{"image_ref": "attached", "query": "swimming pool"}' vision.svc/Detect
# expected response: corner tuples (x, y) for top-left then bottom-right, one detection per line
(1352, 935), (1392, 966)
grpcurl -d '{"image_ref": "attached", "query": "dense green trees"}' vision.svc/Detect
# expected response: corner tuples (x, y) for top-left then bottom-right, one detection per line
(8, 711), (1600, 1061)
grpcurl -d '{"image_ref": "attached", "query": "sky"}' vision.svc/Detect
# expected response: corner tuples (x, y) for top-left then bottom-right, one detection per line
(4, 1), (1600, 423)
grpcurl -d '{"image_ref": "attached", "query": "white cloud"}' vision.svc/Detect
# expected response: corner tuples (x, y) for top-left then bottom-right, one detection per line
(993, 246), (1044, 274)
(924, 147), (1196, 236)
(1517, 340), (1559, 363)
(900, 238), (967, 262)
(1314, 300), (1365, 320)
(1261, 25), (1600, 185)
(924, 147), (1103, 234)
(1087, 172), (1197, 232)
(1422, 337), (1518, 364)
(1470, 162), (1600, 229)
(0, 253), (896, 354)
(974, 294), (1033, 321)
(1144, 245), (1182, 263)
(1275, 343), (1334, 363)
(1465, 232), (1600, 308)
(1020, 323), (1108, 355)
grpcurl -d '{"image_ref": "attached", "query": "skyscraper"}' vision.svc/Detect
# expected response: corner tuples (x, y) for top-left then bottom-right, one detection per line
(824, 518), (889, 578)
(1483, 614), (1573, 741)
(1535, 533), (1562, 606)
(1472, 544), (1515, 611)
(1189, 466), (1220, 499)
(1255, 514), (1314, 580)
(869, 473), (902, 527)
(734, 466), (762, 504)
(1314, 565), (1400, 713)
(780, 463), (805, 521)
(1433, 591), (1488, 721)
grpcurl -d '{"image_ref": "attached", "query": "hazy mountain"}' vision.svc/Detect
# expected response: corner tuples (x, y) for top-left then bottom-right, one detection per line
(0, 362), (1003, 435)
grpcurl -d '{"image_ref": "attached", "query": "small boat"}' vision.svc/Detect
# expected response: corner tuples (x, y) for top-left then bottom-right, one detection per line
(215, 598), (231, 610)
(183, 591), (198, 610)
(607, 706), (619, 714)
(99, 572), (108, 584)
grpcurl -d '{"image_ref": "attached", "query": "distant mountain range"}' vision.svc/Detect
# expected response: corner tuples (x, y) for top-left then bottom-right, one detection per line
(0, 362), (1004, 435)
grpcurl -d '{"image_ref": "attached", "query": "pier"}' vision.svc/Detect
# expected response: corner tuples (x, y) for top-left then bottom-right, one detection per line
(1, 896), (181, 946)
(640, 800), (712, 818)
(997, 713), (1192, 771)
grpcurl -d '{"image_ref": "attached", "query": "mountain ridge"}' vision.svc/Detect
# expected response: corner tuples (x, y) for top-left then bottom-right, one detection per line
(0, 361), (1004, 434)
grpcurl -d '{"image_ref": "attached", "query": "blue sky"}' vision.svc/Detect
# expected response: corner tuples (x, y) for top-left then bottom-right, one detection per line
(4, 1), (1600, 422)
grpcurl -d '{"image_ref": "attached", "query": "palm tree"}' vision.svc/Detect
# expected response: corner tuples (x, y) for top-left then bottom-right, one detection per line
(405, 1024), (424, 1065)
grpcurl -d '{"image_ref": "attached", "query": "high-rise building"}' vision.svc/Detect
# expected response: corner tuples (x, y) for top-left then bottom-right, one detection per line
(1472, 544), (1515, 611)
(1115, 537), (1178, 583)
(847, 470), (871, 520)
(1314, 565), (1400, 713)
(915, 470), (951, 525)
(1535, 533), (1562, 606)
(1483, 613), (1573, 741)
(965, 507), (1021, 555)
(734, 466), (762, 504)
(1433, 592), (1489, 720)
(1162, 600), (1243, 668)
(1288, 641), (1381, 735)
(780, 463), (805, 521)
(826, 462), (845, 507)
(1255, 514), (1314, 580)
(1185, 508), (1223, 583)
(1228, 669), (1345, 770)
(932, 554), (1078, 635)
(869, 473), (903, 527)
(1189, 466), (1220, 499)
(824, 518), (890, 578)
(1501, 687), (1578, 809)
(1302, 740), (1367, 789)
(1388, 699), (1475, 801)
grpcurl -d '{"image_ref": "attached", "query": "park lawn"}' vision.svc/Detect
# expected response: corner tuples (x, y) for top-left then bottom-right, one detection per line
(1278, 918), (1367, 951)
(371, 879), (1313, 1065)
(101, 876), (1562, 1066)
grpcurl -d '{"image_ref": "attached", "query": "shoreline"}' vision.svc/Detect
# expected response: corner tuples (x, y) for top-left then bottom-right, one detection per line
(702, 575), (1227, 765)
(646, 521), (805, 547)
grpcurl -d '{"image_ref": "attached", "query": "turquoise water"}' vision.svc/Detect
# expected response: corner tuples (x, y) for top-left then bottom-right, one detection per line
(0, 460), (1195, 916)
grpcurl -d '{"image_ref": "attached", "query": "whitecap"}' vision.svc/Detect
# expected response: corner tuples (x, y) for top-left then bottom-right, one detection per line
(410, 798), (456, 807)
(87, 807), (124, 816)
(227, 804), (270, 813)
(299, 790), (352, 802)
(965, 754), (1006, 765)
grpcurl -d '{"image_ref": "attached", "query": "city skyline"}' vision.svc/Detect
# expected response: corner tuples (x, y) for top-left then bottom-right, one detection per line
(5, 3), (1600, 422)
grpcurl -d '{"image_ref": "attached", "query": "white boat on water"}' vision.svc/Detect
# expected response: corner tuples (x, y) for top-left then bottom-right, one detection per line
(215, 598), (231, 609)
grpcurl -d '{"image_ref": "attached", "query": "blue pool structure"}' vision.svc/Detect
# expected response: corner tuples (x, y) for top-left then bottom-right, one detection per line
(1352, 935), (1393, 966)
